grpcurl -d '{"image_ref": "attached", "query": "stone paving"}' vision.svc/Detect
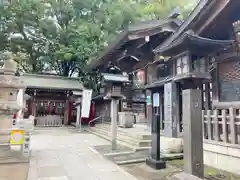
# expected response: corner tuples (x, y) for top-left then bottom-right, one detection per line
(27, 127), (139, 180)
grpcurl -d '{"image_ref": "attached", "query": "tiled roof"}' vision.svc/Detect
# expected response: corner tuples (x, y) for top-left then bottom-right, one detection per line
(22, 74), (84, 91)
(102, 73), (129, 83)
(88, 19), (181, 69)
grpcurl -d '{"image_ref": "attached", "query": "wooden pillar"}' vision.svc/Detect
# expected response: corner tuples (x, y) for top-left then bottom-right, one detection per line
(31, 90), (37, 117)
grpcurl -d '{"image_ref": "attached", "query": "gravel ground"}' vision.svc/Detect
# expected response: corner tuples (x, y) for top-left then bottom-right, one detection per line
(121, 160), (240, 180)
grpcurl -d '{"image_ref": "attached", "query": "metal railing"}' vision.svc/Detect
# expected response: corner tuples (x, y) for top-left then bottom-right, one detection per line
(88, 115), (103, 127)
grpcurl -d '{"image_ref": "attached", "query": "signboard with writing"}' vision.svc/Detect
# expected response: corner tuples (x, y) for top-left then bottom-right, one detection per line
(10, 130), (24, 145)
(81, 89), (92, 118)
(153, 93), (160, 107)
(164, 82), (172, 136)
(147, 95), (151, 105)
(22, 131), (30, 157)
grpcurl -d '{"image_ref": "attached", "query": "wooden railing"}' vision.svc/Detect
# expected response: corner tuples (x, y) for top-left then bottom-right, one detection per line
(202, 108), (240, 145)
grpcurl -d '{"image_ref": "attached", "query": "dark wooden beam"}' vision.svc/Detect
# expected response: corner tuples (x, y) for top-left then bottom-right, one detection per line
(197, 0), (230, 34)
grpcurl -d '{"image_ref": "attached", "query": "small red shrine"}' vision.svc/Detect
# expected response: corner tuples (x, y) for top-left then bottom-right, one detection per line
(21, 73), (84, 126)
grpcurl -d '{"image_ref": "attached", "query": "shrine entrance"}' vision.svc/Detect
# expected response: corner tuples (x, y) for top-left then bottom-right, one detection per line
(25, 88), (80, 127)
(35, 100), (65, 117)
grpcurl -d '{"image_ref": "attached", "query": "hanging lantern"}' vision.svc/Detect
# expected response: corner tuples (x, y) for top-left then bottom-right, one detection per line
(136, 70), (145, 85)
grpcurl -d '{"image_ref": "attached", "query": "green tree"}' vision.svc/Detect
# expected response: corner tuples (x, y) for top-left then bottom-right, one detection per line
(0, 0), (197, 85)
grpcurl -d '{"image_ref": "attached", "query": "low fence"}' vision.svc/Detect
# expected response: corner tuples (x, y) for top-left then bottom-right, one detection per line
(35, 115), (63, 127)
(202, 107), (240, 145)
(202, 108), (240, 174)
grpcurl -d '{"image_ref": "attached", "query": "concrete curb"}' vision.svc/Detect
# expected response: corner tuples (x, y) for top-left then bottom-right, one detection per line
(116, 158), (146, 165)
(104, 151), (134, 156)
(88, 146), (139, 180)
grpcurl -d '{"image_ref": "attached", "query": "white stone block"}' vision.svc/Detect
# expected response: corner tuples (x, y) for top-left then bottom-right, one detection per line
(135, 113), (145, 123)
(160, 136), (183, 154)
(118, 112), (134, 128)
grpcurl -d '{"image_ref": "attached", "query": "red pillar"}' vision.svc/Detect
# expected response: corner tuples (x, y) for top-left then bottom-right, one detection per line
(68, 102), (73, 124)
(64, 100), (69, 125)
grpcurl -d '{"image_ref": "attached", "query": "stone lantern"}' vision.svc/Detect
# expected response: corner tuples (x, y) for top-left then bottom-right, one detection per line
(0, 56), (25, 162)
(101, 63), (129, 150)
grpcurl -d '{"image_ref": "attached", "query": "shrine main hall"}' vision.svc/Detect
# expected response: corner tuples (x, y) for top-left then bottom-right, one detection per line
(20, 73), (84, 126)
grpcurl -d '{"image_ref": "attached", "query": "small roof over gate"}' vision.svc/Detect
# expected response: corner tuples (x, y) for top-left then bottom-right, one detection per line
(22, 73), (84, 91)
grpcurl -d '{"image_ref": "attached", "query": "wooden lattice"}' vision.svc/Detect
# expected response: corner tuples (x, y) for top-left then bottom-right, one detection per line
(220, 60), (240, 81)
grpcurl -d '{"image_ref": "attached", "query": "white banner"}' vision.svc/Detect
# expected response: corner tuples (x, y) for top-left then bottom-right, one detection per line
(81, 89), (92, 118)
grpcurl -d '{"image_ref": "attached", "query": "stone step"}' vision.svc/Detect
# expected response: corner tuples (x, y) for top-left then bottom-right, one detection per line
(95, 124), (151, 140)
(0, 148), (30, 164)
(105, 150), (183, 165)
(87, 128), (150, 151)
(94, 125), (150, 144)
(90, 126), (151, 147)
(0, 156), (29, 164)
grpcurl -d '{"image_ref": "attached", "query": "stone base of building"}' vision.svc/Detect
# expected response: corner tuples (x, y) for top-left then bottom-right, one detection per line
(146, 158), (166, 169)
(0, 145), (30, 164)
(203, 141), (240, 175)
(160, 136), (183, 154)
(170, 172), (203, 180)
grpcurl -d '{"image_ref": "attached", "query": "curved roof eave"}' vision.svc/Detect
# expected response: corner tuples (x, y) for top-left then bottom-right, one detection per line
(88, 19), (181, 69)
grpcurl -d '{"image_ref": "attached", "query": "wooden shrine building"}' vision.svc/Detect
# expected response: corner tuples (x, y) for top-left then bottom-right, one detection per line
(147, 0), (240, 174)
(88, 17), (181, 123)
(21, 73), (84, 126)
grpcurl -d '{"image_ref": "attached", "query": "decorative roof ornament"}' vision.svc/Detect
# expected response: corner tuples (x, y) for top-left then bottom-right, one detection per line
(233, 20), (240, 50)
(167, 6), (181, 19)
(2, 52), (17, 75)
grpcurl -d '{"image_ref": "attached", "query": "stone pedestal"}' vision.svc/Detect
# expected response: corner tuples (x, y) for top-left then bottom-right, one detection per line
(0, 116), (12, 158)
(0, 57), (25, 163)
(134, 113), (145, 123)
(146, 115), (166, 169)
(182, 89), (203, 179)
(118, 112), (134, 128)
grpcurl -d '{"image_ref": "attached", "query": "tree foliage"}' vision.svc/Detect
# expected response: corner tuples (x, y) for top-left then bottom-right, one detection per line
(0, 0), (197, 89)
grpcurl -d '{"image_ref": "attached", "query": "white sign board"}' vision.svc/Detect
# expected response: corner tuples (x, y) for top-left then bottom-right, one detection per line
(81, 89), (92, 118)
(153, 93), (160, 107)
(17, 89), (24, 107)
(22, 132), (30, 157)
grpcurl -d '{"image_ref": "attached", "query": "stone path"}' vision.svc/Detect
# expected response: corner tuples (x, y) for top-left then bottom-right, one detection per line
(0, 163), (29, 180)
(27, 127), (138, 180)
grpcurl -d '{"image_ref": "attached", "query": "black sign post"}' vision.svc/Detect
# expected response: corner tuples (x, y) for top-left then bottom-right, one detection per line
(146, 92), (166, 169)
